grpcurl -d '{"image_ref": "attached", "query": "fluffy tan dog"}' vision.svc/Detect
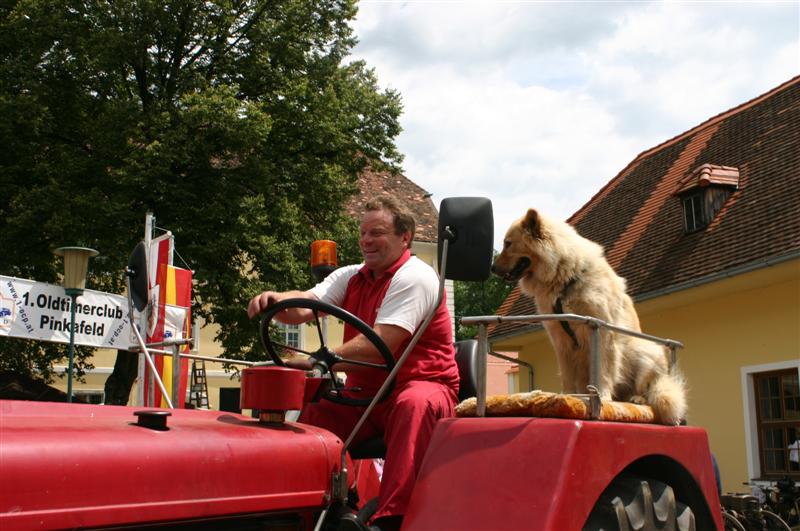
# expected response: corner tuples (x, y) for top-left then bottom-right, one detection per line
(491, 209), (687, 425)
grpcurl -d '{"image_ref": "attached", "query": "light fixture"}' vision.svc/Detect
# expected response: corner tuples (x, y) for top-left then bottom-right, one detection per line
(310, 239), (337, 282)
(54, 247), (99, 292)
(53, 246), (99, 402)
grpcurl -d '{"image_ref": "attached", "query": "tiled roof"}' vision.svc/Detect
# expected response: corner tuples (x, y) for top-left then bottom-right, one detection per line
(675, 163), (740, 194)
(348, 163), (439, 243)
(491, 76), (800, 340)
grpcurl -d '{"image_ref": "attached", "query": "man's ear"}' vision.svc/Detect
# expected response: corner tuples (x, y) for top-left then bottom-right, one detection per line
(523, 209), (541, 239)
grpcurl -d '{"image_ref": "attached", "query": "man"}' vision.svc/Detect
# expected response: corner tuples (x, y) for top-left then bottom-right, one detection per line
(247, 196), (458, 531)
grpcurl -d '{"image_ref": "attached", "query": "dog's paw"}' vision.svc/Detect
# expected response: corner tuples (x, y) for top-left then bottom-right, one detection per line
(629, 395), (647, 405)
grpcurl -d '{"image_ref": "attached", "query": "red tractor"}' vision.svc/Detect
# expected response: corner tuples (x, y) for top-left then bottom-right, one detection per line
(0, 198), (723, 530)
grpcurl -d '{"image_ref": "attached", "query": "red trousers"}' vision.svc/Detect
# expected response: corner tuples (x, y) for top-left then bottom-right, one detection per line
(299, 380), (457, 521)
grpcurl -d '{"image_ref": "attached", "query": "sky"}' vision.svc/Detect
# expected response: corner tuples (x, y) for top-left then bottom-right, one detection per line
(349, 1), (800, 250)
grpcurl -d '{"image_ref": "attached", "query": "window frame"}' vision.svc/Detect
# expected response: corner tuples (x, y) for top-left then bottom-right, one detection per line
(681, 191), (706, 233)
(74, 390), (105, 405)
(742, 361), (800, 481)
(753, 369), (800, 479)
(278, 322), (303, 350)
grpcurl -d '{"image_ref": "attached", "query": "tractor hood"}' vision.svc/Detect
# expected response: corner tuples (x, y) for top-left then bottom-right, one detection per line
(0, 400), (343, 529)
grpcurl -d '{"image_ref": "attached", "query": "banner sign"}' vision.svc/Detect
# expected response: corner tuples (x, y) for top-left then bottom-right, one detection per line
(0, 275), (133, 349)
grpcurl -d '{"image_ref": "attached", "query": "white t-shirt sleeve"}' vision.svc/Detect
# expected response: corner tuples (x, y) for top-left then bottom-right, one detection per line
(308, 264), (361, 306)
(375, 258), (439, 334)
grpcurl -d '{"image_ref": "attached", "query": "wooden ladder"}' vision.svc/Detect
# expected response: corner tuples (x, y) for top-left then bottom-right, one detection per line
(189, 360), (209, 409)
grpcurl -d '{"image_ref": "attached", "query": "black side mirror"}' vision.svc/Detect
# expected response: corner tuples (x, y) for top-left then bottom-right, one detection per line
(437, 197), (493, 281)
(126, 241), (149, 312)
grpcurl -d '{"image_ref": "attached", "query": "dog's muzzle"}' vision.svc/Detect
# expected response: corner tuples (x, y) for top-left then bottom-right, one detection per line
(492, 257), (531, 283)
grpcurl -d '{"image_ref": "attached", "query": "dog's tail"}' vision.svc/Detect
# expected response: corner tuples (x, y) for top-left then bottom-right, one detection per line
(647, 371), (687, 426)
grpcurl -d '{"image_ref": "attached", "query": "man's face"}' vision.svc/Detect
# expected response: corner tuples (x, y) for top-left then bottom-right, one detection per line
(359, 208), (411, 277)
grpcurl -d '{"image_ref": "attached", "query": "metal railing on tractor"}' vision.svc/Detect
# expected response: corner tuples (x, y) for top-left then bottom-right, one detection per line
(460, 313), (684, 419)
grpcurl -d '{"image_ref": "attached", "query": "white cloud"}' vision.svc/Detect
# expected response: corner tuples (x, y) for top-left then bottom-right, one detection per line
(351, 1), (800, 249)
(584, 3), (798, 134)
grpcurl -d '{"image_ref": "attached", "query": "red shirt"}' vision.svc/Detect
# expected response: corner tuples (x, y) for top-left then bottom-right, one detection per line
(340, 250), (458, 398)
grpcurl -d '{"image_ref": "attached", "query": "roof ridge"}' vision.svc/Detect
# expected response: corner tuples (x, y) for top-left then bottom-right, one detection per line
(568, 75), (800, 224)
(635, 75), (800, 160)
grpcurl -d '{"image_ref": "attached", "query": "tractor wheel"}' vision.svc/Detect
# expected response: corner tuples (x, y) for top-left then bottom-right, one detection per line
(583, 474), (696, 531)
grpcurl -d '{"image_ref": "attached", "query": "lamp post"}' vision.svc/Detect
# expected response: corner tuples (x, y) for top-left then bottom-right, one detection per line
(53, 246), (99, 403)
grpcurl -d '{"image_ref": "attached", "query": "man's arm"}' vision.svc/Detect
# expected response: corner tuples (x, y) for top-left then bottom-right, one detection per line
(286, 323), (410, 372)
(246, 290), (318, 323)
(334, 323), (410, 370)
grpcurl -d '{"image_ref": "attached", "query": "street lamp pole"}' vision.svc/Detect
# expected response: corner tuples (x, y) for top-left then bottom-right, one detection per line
(65, 287), (78, 402)
(53, 246), (99, 403)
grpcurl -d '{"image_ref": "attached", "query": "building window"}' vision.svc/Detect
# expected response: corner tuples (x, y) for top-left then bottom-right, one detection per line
(753, 369), (800, 479)
(682, 192), (706, 233)
(279, 323), (302, 350)
(75, 390), (104, 404)
(676, 164), (739, 234)
(507, 371), (518, 394)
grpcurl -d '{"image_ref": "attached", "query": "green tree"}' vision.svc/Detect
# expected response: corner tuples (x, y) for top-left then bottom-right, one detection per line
(453, 272), (515, 341)
(0, 0), (401, 385)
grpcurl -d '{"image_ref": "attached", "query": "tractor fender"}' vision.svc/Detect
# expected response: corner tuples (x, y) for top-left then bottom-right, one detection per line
(403, 417), (723, 530)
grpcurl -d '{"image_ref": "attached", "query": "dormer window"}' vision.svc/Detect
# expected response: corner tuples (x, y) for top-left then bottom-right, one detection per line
(675, 164), (740, 233)
(682, 191), (705, 232)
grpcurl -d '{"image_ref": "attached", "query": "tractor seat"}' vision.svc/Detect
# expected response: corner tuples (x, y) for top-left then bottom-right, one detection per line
(348, 339), (480, 460)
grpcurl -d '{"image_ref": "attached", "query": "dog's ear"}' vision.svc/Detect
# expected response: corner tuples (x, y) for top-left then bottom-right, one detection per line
(522, 209), (542, 239)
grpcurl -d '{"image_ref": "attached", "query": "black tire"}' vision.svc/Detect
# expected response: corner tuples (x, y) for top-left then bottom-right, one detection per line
(722, 510), (747, 531)
(583, 474), (696, 531)
(761, 509), (792, 531)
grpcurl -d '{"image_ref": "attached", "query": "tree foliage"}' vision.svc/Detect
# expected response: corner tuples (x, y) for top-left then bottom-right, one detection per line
(0, 0), (402, 381)
(453, 273), (515, 341)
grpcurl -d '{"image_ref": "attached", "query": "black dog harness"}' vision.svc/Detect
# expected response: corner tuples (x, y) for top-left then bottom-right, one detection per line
(553, 277), (580, 347)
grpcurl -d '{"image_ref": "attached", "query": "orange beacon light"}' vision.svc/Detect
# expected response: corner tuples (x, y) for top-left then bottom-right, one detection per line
(310, 240), (337, 281)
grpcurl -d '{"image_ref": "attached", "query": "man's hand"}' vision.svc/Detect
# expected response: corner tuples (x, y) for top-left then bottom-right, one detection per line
(283, 348), (341, 374)
(247, 290), (317, 322)
(247, 291), (281, 319)
(284, 357), (313, 371)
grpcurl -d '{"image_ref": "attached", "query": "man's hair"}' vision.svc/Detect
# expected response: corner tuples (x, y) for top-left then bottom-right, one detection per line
(364, 195), (416, 243)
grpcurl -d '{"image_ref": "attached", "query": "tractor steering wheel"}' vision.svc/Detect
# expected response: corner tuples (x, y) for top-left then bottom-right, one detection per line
(259, 298), (396, 406)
